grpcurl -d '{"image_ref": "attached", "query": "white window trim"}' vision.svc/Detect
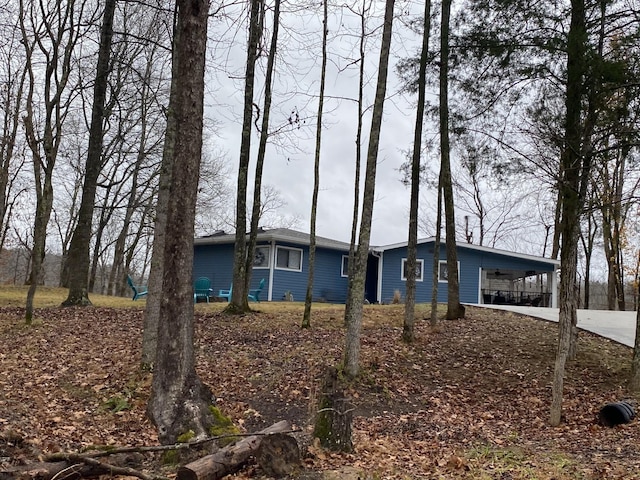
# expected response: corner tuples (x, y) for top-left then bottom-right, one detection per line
(438, 260), (460, 283)
(341, 255), (349, 277)
(275, 246), (303, 272)
(401, 258), (424, 282)
(253, 245), (271, 269)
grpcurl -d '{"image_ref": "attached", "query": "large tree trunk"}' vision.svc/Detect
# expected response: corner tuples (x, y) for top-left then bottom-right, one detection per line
(303, 0), (327, 328)
(343, 0), (395, 378)
(141, 5), (179, 369)
(403, 0), (431, 343)
(62, 0), (116, 306)
(147, 0), (215, 444)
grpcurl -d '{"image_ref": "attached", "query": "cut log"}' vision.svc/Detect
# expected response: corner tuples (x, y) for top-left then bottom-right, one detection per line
(256, 433), (300, 478)
(177, 420), (292, 480)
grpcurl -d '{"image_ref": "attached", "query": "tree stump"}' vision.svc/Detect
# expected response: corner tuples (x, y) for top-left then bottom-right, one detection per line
(313, 366), (353, 452)
(256, 433), (300, 478)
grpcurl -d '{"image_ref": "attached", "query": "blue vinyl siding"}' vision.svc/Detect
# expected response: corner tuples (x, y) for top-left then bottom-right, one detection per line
(380, 242), (556, 304)
(271, 242), (348, 302)
(313, 248), (349, 302)
(193, 243), (244, 294)
(194, 241), (348, 302)
(380, 243), (437, 304)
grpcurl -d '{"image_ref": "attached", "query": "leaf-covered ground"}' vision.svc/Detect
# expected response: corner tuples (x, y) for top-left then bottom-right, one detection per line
(1, 302), (640, 479)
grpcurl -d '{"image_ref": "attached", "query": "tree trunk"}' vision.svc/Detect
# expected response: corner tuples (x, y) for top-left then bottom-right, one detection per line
(630, 255), (640, 391)
(62, 0), (116, 306)
(343, 0), (395, 378)
(303, 0), (327, 328)
(314, 367), (353, 452)
(147, 0), (215, 444)
(227, 0), (262, 314)
(439, 0), (464, 320)
(344, 0), (367, 324)
(403, 0), (431, 343)
(550, 0), (587, 426)
(141, 5), (179, 369)
(245, 0), (278, 311)
(579, 209), (597, 309)
(430, 172), (443, 326)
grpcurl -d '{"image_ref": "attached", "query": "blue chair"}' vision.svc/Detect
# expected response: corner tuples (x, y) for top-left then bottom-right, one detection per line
(218, 284), (232, 302)
(127, 275), (148, 301)
(248, 278), (265, 302)
(194, 277), (213, 303)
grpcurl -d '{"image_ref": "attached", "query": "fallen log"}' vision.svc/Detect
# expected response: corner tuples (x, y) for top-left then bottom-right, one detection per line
(177, 420), (292, 480)
(256, 432), (300, 477)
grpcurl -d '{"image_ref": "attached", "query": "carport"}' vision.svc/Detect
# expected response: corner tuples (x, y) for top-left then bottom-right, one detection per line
(480, 266), (558, 308)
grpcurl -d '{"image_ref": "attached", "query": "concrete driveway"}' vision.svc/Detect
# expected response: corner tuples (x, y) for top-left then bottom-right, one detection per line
(475, 304), (638, 347)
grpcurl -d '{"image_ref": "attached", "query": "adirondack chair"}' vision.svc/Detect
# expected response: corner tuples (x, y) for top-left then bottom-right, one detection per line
(127, 275), (148, 301)
(194, 277), (213, 303)
(218, 284), (232, 302)
(248, 278), (265, 302)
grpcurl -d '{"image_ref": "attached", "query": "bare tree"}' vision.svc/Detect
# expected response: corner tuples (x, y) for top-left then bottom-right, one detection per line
(550, 0), (589, 426)
(344, 0), (369, 323)
(343, 0), (395, 378)
(246, 0), (281, 306)
(403, 0), (431, 343)
(439, 0), (464, 320)
(20, 0), (86, 323)
(227, 0), (263, 314)
(147, 0), (216, 444)
(0, 14), (28, 253)
(303, 0), (327, 328)
(63, 0), (116, 306)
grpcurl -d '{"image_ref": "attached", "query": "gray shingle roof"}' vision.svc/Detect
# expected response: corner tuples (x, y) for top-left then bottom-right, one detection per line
(194, 227), (352, 251)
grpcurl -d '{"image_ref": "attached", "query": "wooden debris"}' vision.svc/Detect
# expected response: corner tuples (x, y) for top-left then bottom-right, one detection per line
(177, 420), (292, 480)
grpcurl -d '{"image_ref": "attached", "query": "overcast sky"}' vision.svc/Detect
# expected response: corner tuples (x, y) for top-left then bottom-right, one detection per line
(200, 0), (559, 255)
(201, 0), (442, 247)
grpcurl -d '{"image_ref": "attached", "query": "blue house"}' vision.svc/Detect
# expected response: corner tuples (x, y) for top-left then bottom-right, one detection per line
(193, 228), (559, 306)
(193, 228), (352, 302)
(374, 238), (559, 307)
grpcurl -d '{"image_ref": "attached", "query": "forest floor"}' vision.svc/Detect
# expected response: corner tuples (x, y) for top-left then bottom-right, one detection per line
(1, 299), (640, 479)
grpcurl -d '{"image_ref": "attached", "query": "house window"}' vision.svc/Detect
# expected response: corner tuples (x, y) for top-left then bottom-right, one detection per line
(253, 246), (270, 268)
(276, 246), (303, 271)
(341, 255), (349, 277)
(439, 260), (460, 282)
(402, 258), (424, 281)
